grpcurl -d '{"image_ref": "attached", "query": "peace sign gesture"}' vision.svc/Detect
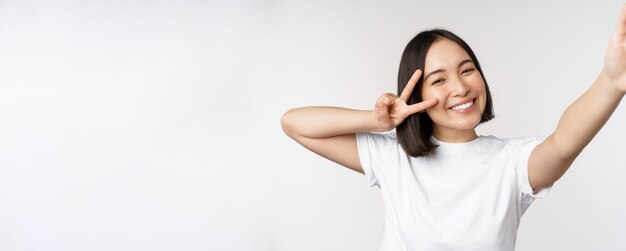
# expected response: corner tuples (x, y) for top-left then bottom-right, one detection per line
(374, 69), (438, 132)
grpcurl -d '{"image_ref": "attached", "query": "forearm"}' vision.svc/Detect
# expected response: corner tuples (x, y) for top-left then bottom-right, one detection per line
(550, 69), (624, 159)
(280, 106), (379, 139)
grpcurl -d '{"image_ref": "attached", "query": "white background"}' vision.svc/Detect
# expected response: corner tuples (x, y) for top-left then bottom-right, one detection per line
(1, 0), (625, 250)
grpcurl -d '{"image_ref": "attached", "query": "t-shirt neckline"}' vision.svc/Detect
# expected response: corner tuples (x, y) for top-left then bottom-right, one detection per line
(430, 135), (484, 155)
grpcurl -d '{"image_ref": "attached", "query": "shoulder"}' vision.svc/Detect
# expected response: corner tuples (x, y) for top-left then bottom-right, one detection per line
(481, 135), (538, 145)
(480, 135), (541, 156)
(357, 130), (398, 144)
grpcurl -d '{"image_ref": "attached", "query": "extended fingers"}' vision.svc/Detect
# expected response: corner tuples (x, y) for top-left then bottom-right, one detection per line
(407, 98), (438, 115)
(399, 69), (422, 102)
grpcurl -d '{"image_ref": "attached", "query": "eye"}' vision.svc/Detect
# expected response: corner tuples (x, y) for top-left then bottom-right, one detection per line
(462, 68), (475, 74)
(432, 79), (445, 85)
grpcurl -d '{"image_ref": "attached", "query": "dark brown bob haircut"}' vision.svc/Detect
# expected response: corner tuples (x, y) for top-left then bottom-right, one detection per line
(396, 28), (494, 157)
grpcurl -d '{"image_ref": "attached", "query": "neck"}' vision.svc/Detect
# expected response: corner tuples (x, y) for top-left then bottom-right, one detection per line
(432, 127), (478, 143)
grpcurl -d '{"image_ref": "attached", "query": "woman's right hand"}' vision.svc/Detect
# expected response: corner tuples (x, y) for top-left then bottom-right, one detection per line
(374, 69), (438, 132)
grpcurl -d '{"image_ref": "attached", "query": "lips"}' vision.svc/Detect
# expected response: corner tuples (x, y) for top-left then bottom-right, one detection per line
(448, 98), (475, 110)
(451, 100), (473, 111)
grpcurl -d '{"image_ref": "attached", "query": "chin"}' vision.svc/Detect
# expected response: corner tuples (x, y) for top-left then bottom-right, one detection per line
(430, 113), (483, 130)
(455, 118), (482, 129)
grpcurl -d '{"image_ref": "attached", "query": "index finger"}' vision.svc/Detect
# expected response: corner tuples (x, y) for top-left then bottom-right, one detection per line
(399, 69), (422, 102)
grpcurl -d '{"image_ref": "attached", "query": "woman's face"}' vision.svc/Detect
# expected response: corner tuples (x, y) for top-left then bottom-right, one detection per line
(421, 38), (487, 140)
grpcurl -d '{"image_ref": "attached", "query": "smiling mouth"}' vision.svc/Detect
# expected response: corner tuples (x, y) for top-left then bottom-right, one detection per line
(450, 99), (475, 111)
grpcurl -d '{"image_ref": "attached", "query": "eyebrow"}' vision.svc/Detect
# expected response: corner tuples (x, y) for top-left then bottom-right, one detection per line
(423, 59), (474, 82)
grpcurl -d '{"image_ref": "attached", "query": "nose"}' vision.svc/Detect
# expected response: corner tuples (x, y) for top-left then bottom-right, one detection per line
(450, 76), (470, 97)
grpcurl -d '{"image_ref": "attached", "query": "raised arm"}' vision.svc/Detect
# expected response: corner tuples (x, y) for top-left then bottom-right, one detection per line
(528, 5), (626, 190)
(281, 69), (437, 173)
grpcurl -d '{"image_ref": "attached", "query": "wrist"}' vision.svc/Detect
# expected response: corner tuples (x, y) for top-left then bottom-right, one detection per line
(600, 69), (626, 99)
(367, 110), (383, 132)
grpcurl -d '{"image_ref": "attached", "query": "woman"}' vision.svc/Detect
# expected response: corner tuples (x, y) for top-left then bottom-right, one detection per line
(280, 6), (626, 251)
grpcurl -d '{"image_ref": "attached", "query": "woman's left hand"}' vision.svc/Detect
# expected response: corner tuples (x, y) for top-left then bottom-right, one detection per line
(604, 4), (626, 94)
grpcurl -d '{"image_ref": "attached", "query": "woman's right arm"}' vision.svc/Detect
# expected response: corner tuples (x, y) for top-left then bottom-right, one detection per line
(280, 69), (438, 174)
(280, 107), (378, 173)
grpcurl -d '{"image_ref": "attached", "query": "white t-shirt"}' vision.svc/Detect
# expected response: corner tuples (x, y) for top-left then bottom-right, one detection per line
(355, 131), (551, 251)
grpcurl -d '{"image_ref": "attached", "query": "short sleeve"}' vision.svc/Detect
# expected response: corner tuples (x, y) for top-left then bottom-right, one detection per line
(514, 137), (552, 212)
(355, 132), (380, 188)
(355, 131), (399, 188)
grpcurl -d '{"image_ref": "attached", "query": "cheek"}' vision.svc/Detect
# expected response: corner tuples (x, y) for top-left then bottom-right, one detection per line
(476, 90), (488, 114)
(470, 76), (486, 92)
(421, 87), (437, 101)
(423, 97), (443, 117)
(422, 90), (443, 110)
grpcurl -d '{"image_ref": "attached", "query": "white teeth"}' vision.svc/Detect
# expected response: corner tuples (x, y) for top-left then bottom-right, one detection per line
(451, 100), (473, 111)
